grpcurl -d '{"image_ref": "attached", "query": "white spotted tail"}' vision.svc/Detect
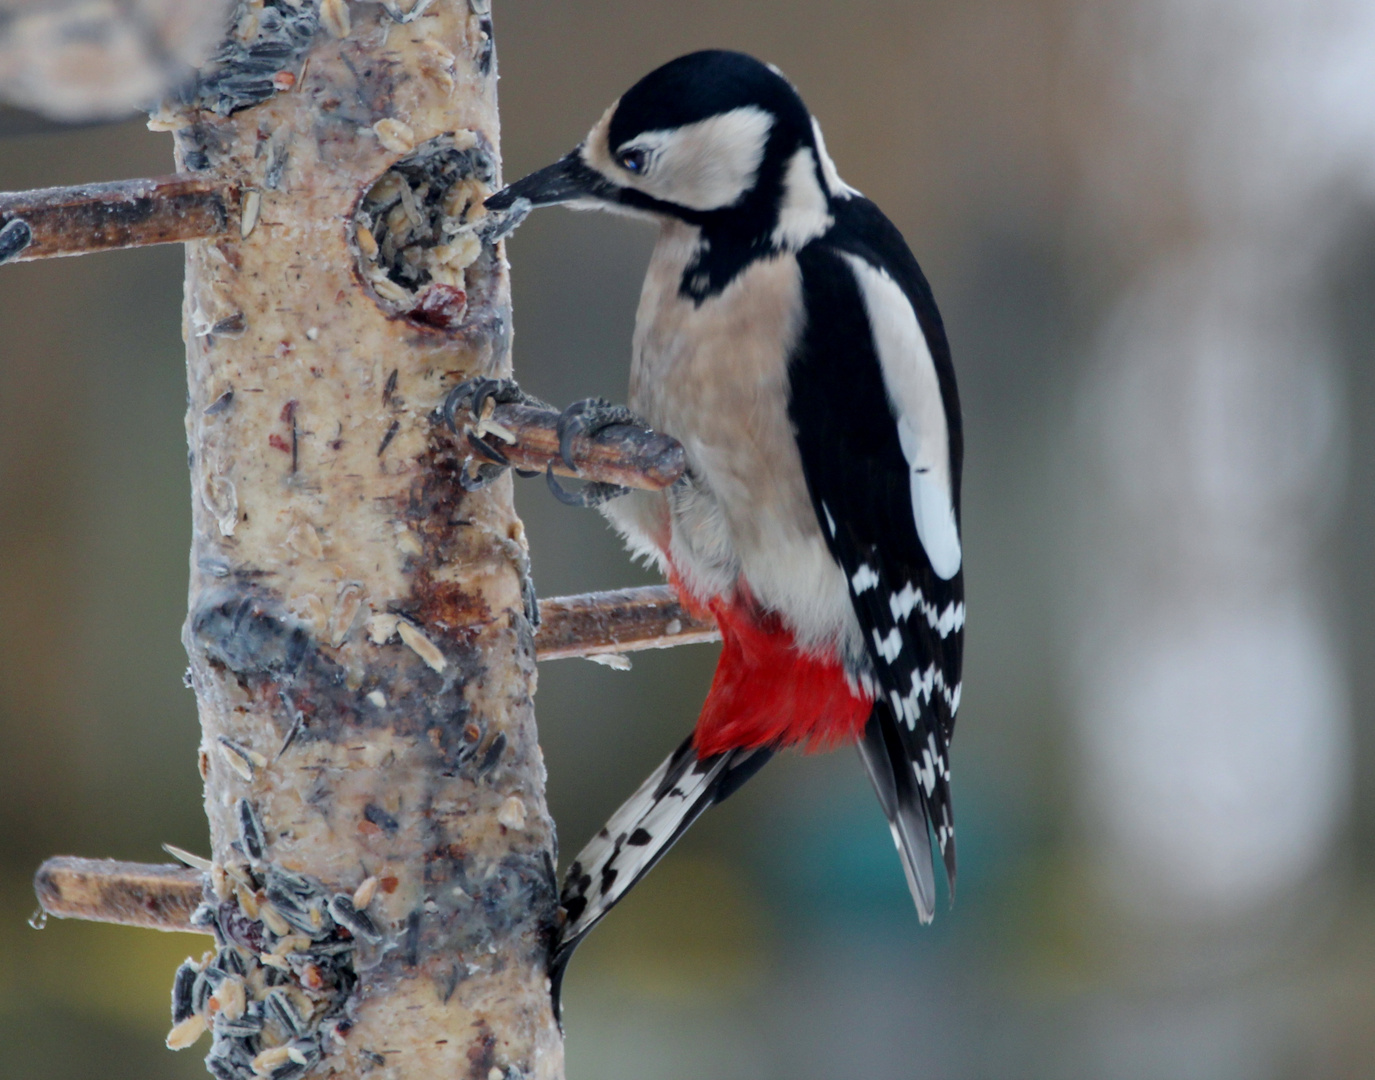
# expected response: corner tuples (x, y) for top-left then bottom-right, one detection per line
(550, 736), (772, 1019)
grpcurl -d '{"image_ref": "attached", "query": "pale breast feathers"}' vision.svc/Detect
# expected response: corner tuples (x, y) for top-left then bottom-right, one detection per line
(614, 224), (862, 658)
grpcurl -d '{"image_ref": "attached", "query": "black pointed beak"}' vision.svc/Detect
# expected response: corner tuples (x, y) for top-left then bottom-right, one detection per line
(485, 149), (620, 211)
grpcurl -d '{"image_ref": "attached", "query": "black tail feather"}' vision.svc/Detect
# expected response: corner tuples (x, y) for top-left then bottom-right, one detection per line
(856, 706), (948, 921)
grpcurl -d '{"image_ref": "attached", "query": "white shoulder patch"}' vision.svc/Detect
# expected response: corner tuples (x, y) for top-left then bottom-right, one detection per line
(841, 253), (961, 579)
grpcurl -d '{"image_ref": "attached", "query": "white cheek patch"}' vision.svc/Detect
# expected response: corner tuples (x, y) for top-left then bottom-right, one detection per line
(842, 254), (961, 580)
(621, 106), (774, 211)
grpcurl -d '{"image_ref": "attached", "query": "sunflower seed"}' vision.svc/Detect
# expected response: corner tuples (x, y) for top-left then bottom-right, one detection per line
(190, 902), (220, 934)
(251, 1045), (292, 1075)
(212, 976), (246, 1021)
(167, 1013), (208, 1050)
(164, 844), (215, 873)
(320, 0), (350, 39)
(266, 866), (318, 897)
(214, 1014), (264, 1038)
(218, 737), (266, 780)
(218, 947), (247, 977)
(205, 1054), (242, 1080)
(352, 875), (379, 910)
(172, 960), (199, 1023)
(241, 190), (261, 239)
(236, 884), (261, 918)
(328, 894), (382, 943)
(238, 799), (265, 860)
(259, 903), (292, 937)
(266, 988), (305, 1038)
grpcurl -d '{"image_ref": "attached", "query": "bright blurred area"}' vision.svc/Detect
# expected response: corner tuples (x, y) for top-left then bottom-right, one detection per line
(4, 1), (1375, 1076)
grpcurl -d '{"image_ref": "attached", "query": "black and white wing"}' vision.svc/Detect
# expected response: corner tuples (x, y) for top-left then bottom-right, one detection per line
(550, 737), (772, 1018)
(790, 195), (965, 921)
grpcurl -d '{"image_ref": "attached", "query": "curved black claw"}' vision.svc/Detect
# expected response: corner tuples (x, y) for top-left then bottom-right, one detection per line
(469, 379), (503, 427)
(554, 397), (645, 473)
(545, 463), (630, 508)
(442, 377), (553, 492)
(442, 376), (552, 434)
(467, 429), (510, 467)
(458, 459), (506, 492)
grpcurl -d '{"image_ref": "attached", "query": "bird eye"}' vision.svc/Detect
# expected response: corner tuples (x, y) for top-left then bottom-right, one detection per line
(619, 149), (647, 174)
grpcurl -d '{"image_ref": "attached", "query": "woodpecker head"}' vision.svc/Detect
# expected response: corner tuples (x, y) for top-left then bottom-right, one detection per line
(487, 50), (849, 251)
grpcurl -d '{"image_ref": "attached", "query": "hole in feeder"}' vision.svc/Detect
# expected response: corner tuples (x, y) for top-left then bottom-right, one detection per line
(352, 132), (499, 332)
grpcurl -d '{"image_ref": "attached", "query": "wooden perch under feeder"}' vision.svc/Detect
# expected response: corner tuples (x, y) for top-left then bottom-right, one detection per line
(2, 4), (719, 1080)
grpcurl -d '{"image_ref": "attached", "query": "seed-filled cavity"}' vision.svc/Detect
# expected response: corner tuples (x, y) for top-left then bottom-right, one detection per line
(353, 133), (498, 332)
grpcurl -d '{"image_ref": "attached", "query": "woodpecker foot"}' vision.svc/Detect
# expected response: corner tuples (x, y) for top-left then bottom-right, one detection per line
(555, 397), (645, 472)
(543, 396), (643, 506)
(443, 376), (551, 432)
(442, 377), (548, 490)
(545, 464), (630, 507)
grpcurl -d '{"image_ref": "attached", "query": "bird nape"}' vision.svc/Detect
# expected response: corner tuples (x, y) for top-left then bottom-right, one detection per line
(484, 48), (965, 1021)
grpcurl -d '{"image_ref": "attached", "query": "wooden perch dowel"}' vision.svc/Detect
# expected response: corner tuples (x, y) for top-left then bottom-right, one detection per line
(34, 857), (204, 932)
(534, 585), (719, 659)
(466, 400), (687, 490)
(0, 175), (236, 262)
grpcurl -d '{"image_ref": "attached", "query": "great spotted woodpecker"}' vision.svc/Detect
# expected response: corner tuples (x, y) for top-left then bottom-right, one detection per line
(484, 49), (964, 1007)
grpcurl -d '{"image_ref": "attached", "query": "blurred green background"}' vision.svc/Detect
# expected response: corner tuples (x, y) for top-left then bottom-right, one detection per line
(4, 2), (1375, 1077)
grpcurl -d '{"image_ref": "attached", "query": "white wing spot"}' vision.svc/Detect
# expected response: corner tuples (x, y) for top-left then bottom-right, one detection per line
(897, 685), (920, 729)
(873, 626), (903, 664)
(915, 752), (937, 796)
(890, 582), (920, 621)
(851, 564), (880, 593)
(885, 661), (961, 729)
(889, 583), (965, 638)
(917, 662), (937, 703)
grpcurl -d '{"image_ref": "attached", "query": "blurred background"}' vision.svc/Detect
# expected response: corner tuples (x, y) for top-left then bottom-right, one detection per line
(3, 1), (1375, 1077)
